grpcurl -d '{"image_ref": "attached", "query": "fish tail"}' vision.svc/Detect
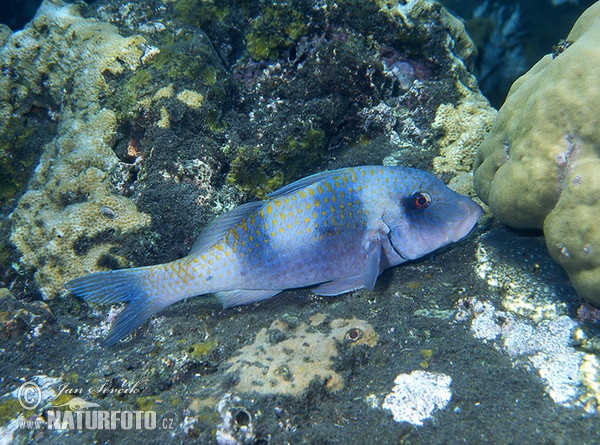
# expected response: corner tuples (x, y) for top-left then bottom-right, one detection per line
(66, 267), (177, 347)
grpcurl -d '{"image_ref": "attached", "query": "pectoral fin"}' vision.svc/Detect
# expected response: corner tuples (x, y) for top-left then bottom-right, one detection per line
(312, 241), (382, 296)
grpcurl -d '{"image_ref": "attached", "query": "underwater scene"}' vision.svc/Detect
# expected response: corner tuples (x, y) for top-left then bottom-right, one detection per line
(0, 0), (599, 443)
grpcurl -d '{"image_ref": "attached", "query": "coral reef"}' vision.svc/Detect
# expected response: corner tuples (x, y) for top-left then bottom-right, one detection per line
(226, 314), (378, 396)
(4, 1), (153, 298)
(473, 2), (600, 306)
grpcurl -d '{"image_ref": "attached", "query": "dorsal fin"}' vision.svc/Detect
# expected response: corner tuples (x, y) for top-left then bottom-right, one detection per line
(267, 168), (348, 199)
(189, 201), (264, 257)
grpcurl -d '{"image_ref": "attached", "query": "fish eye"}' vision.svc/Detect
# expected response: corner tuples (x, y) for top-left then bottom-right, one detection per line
(411, 191), (431, 209)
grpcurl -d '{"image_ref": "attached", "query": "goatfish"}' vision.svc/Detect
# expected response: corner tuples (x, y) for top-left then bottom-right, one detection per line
(66, 166), (483, 346)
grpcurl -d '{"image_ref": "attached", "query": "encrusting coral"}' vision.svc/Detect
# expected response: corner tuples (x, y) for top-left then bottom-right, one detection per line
(5, 0), (152, 298)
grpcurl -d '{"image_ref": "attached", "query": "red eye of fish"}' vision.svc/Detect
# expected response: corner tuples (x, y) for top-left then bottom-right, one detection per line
(412, 191), (431, 209)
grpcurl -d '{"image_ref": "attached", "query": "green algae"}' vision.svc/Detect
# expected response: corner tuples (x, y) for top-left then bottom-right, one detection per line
(246, 4), (309, 60)
(0, 397), (25, 425)
(137, 395), (158, 411)
(173, 0), (231, 30)
(226, 146), (284, 199)
(188, 338), (218, 360)
(226, 128), (325, 199)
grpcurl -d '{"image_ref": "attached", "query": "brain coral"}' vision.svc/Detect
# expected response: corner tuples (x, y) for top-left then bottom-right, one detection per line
(473, 2), (600, 305)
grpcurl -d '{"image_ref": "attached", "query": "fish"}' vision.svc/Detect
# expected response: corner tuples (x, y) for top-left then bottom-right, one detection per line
(66, 166), (483, 346)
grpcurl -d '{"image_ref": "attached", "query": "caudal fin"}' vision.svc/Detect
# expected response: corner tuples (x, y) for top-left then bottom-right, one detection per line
(66, 268), (169, 347)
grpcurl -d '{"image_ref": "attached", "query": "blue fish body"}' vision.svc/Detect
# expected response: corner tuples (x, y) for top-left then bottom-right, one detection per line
(67, 166), (482, 345)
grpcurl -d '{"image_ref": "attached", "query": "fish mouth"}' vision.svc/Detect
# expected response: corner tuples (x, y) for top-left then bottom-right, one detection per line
(452, 201), (483, 241)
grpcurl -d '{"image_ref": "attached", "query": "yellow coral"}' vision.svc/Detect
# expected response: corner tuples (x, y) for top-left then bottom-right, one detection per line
(432, 91), (496, 175)
(6, 2), (151, 298)
(474, 2), (600, 305)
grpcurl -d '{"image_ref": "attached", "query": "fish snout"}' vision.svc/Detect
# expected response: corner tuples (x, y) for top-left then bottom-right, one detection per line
(452, 198), (483, 241)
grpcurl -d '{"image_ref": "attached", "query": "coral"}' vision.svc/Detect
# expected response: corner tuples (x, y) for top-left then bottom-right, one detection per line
(473, 2), (600, 306)
(432, 89), (496, 175)
(5, 1), (152, 299)
(381, 370), (452, 426)
(0, 118), (38, 204)
(225, 314), (378, 396)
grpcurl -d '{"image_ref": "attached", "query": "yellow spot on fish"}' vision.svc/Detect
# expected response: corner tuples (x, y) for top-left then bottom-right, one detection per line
(279, 212), (286, 220)
(312, 211), (317, 218)
(305, 203), (311, 210)
(299, 190), (307, 198)
(369, 169), (374, 175)
(274, 199), (282, 207)
(309, 188), (315, 197)
(271, 231), (276, 237)
(279, 228), (284, 233)
(266, 204), (274, 215)
(201, 254), (207, 261)
(260, 209), (265, 218)
(314, 200), (321, 207)
(304, 217), (310, 223)
(192, 257), (199, 264)
(339, 190), (345, 199)
(215, 244), (223, 251)
(325, 182), (332, 192)
(288, 211), (294, 217)
(323, 197), (329, 204)
(284, 198), (290, 204)
(256, 229), (261, 236)
(317, 185), (324, 194)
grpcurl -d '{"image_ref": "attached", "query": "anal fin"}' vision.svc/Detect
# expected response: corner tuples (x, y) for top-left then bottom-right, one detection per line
(216, 289), (282, 308)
